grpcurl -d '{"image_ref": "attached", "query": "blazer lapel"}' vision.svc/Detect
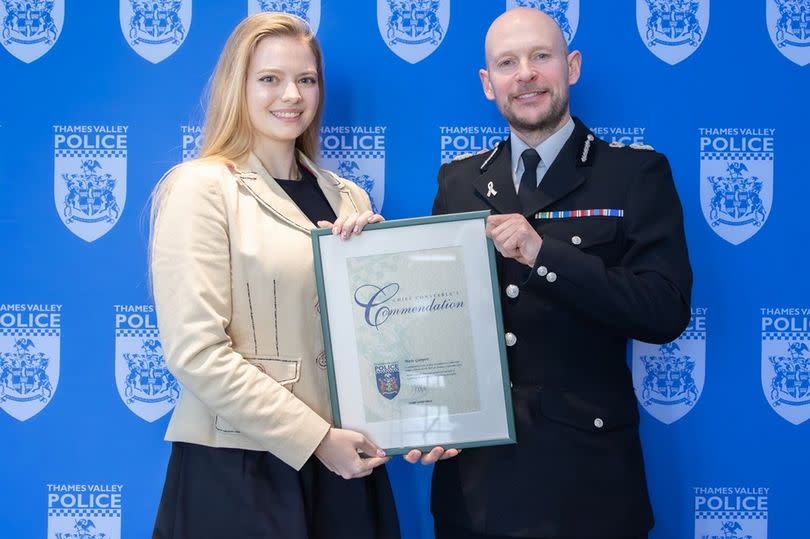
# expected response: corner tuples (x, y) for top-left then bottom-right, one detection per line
(472, 140), (522, 215)
(235, 152), (361, 234)
(520, 123), (588, 218)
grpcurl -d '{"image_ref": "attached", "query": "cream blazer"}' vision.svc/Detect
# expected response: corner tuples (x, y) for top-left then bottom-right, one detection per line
(151, 151), (372, 470)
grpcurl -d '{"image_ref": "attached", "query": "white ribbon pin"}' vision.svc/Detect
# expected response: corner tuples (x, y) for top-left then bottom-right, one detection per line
(486, 181), (498, 198)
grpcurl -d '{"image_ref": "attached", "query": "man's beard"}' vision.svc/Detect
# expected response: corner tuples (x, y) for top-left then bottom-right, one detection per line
(503, 91), (568, 135)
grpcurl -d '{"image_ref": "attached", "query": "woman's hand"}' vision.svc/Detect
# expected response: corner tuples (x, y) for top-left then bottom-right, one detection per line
(314, 427), (389, 479)
(403, 446), (461, 465)
(317, 210), (383, 240)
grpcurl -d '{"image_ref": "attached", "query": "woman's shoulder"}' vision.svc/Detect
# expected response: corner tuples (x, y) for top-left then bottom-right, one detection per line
(163, 157), (234, 189)
(155, 158), (245, 204)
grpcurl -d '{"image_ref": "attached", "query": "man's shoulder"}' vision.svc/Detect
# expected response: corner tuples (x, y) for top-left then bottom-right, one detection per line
(445, 148), (490, 166)
(442, 142), (504, 174)
(591, 135), (667, 168)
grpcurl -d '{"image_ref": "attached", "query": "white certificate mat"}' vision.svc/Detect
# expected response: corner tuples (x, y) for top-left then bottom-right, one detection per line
(312, 211), (515, 454)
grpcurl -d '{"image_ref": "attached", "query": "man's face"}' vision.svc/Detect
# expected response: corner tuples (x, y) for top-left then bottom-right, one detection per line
(480, 10), (581, 138)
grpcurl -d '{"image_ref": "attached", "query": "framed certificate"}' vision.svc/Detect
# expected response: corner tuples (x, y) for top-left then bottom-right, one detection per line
(311, 210), (515, 454)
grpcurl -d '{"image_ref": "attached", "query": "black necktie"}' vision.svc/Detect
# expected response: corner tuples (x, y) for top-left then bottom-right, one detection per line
(518, 148), (541, 205)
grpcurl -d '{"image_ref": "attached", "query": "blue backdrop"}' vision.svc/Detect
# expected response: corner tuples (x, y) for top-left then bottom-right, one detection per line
(1, 1), (808, 538)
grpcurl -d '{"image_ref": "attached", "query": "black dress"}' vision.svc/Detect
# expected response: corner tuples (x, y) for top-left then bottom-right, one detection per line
(153, 167), (400, 539)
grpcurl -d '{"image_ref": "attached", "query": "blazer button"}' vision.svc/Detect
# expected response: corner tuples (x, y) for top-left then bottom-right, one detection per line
(505, 284), (519, 298)
(537, 265), (548, 277)
(505, 332), (517, 347)
(571, 235), (582, 245)
(594, 417), (604, 429)
(546, 272), (557, 283)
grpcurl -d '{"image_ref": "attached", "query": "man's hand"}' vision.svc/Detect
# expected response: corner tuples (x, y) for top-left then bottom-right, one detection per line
(403, 446), (461, 465)
(486, 214), (543, 267)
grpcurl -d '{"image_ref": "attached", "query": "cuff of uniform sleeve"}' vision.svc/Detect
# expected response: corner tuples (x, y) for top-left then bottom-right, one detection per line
(524, 235), (562, 287)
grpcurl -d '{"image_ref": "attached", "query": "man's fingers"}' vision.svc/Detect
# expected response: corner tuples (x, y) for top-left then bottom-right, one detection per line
(420, 447), (445, 465)
(486, 214), (512, 226)
(487, 216), (525, 240)
(440, 448), (461, 460)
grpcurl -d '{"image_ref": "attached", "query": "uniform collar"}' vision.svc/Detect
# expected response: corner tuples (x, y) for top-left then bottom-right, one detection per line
(510, 117), (575, 182)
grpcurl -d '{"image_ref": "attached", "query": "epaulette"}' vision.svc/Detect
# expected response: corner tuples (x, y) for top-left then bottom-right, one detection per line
(608, 141), (656, 151)
(451, 148), (488, 162)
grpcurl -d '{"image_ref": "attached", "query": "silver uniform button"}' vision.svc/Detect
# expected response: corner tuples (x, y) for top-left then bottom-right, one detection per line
(546, 272), (557, 283)
(537, 265), (548, 277)
(505, 332), (517, 347)
(571, 235), (582, 245)
(594, 418), (604, 428)
(506, 284), (519, 298)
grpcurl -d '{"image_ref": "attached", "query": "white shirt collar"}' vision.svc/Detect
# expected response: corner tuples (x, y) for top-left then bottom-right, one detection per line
(510, 117), (575, 190)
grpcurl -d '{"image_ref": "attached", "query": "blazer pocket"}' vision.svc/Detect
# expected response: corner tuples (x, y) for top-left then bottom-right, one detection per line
(243, 354), (301, 387)
(540, 217), (619, 249)
(537, 388), (639, 433)
(215, 354), (302, 434)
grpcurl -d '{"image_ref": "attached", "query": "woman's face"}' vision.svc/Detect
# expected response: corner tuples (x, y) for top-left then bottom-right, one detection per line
(245, 36), (319, 152)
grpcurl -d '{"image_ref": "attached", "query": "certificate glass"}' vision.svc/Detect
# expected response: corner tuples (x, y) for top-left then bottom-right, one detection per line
(311, 211), (515, 454)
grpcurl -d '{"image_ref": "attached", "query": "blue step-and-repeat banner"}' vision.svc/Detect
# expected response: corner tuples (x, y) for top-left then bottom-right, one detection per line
(1, 1), (808, 538)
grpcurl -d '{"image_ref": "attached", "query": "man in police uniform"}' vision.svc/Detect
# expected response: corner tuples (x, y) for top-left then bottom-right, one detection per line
(406, 7), (692, 539)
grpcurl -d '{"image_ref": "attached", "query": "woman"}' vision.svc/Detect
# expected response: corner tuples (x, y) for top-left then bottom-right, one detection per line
(149, 13), (399, 538)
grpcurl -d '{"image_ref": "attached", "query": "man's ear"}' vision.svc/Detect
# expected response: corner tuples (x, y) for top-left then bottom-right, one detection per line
(567, 50), (582, 85)
(479, 68), (495, 101)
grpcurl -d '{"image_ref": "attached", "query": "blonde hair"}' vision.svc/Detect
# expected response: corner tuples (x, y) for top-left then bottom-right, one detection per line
(201, 12), (324, 161)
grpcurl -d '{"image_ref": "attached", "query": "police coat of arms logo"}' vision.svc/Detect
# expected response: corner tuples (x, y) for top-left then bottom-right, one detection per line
(115, 337), (179, 422)
(767, 0), (810, 66)
(377, 0), (449, 63)
(633, 335), (705, 424)
(248, 0), (321, 33)
(375, 362), (401, 400)
(636, 0), (709, 64)
(54, 518), (108, 539)
(54, 128), (128, 242)
(762, 340), (810, 424)
(700, 520), (754, 539)
(705, 162), (767, 229)
(55, 157), (126, 242)
(700, 156), (773, 245)
(0, 0), (63, 62)
(119, 0), (191, 63)
(0, 336), (59, 421)
(506, 0), (579, 44)
(61, 160), (121, 226)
